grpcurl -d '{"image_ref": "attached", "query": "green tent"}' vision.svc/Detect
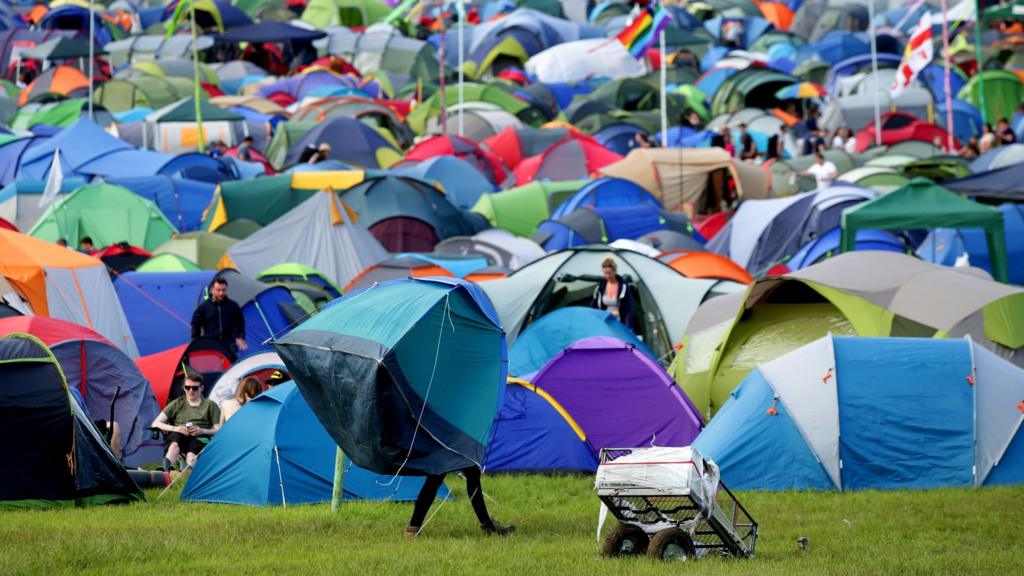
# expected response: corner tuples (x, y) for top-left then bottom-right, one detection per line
(203, 176), (319, 233)
(152, 231), (238, 269)
(984, 0), (1024, 21)
(673, 252), (1024, 418)
(840, 178), (1008, 282)
(957, 70), (1024, 125)
(257, 263), (342, 310)
(29, 184), (177, 251)
(471, 180), (586, 237)
(258, 263), (342, 295)
(301, 0), (390, 28)
(136, 253), (201, 272)
(9, 100), (91, 131)
(150, 96), (244, 123)
(405, 83), (547, 135)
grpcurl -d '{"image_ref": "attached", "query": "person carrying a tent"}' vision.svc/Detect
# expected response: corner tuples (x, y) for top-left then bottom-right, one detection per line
(191, 277), (247, 355)
(590, 258), (636, 331)
(151, 373), (221, 471)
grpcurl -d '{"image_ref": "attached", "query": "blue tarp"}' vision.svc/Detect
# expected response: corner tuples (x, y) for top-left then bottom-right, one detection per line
(484, 381), (598, 473)
(107, 176), (216, 232)
(508, 306), (653, 377)
(181, 382), (438, 505)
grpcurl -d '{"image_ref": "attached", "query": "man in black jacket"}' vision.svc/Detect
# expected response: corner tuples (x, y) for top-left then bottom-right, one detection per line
(191, 277), (247, 355)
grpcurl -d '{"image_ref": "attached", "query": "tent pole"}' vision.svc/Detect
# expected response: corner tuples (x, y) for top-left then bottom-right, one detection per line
(974, 0), (987, 125)
(940, 0), (955, 152)
(88, 0), (95, 120)
(190, 3), (205, 152)
(331, 447), (346, 512)
(867, 0), (882, 146)
(457, 1), (465, 138)
(439, 11), (447, 135)
(659, 29), (668, 147)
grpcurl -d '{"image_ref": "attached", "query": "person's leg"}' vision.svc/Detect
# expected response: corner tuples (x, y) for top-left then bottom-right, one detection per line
(184, 437), (206, 468)
(463, 467), (491, 526)
(109, 421), (121, 459)
(164, 433), (182, 465)
(408, 474), (447, 531)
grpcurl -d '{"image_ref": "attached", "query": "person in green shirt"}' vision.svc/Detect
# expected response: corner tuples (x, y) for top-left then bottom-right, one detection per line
(152, 373), (221, 471)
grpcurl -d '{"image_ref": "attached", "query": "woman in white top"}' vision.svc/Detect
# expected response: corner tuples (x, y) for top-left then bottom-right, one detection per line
(219, 377), (263, 425)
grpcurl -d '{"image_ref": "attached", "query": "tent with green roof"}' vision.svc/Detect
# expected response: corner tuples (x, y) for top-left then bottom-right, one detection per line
(152, 231), (237, 269)
(840, 178), (1008, 282)
(136, 253), (201, 272)
(300, 0), (390, 28)
(471, 180), (585, 237)
(143, 96), (247, 153)
(202, 175), (320, 233)
(29, 184), (177, 251)
(957, 70), (1024, 125)
(258, 263), (343, 297)
(405, 83), (548, 135)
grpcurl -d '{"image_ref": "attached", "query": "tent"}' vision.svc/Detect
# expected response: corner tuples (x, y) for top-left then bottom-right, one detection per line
(181, 382), (436, 505)
(513, 135), (623, 185)
(257, 263), (342, 302)
(275, 278), (507, 476)
(0, 177), (86, 231)
(338, 175), (479, 252)
(17, 64), (89, 105)
(599, 147), (769, 213)
(945, 163), (1024, 202)
(525, 38), (647, 84)
(221, 190), (388, 288)
(659, 251), (753, 284)
(482, 125), (576, 170)
(29, 183), (178, 251)
(435, 229), (545, 271)
(0, 229), (138, 357)
(392, 156), (498, 210)
(958, 70), (1024, 126)
(140, 97), (248, 154)
(709, 184), (877, 273)
(919, 204), (1024, 286)
(508, 306), (653, 377)
(853, 112), (958, 153)
(786, 228), (905, 271)
(484, 378), (599, 473)
(106, 176), (216, 233)
(137, 253), (201, 272)
(0, 333), (144, 508)
(398, 135), (507, 187)
(472, 180), (588, 238)
(969, 144), (1024, 174)
(840, 178), (1009, 282)
(135, 339), (236, 408)
(207, 351), (287, 406)
(0, 317), (161, 467)
(342, 253), (492, 293)
(152, 231), (237, 269)
(674, 252), (1024, 418)
(478, 246), (738, 360)
(694, 336), (1024, 490)
(300, 0), (390, 28)
(528, 336), (703, 452)
(284, 117), (400, 169)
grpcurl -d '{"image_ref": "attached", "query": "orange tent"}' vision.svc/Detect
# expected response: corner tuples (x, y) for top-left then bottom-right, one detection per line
(18, 65), (91, 106)
(756, 1), (794, 31)
(661, 250), (753, 284)
(0, 229), (138, 355)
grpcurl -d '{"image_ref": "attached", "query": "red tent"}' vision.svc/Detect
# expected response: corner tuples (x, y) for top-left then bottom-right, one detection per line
(401, 135), (507, 184)
(0, 217), (17, 232)
(134, 340), (234, 408)
(854, 111), (959, 153)
(513, 135), (623, 186)
(482, 125), (576, 170)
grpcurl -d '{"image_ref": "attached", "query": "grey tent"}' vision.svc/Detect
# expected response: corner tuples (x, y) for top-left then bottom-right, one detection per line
(434, 229), (544, 270)
(224, 190), (388, 287)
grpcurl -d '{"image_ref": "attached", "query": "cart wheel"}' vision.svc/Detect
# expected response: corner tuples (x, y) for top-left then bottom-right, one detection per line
(646, 528), (696, 562)
(602, 524), (649, 557)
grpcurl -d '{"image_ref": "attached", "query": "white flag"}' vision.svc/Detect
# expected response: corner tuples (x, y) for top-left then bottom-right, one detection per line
(891, 13), (933, 99)
(39, 148), (63, 208)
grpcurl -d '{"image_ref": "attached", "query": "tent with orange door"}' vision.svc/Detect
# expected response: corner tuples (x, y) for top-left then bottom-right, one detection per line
(659, 250), (753, 284)
(0, 229), (138, 356)
(18, 65), (90, 105)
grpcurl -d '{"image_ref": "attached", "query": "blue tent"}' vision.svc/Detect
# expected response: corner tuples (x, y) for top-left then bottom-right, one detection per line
(695, 336), (1024, 490)
(508, 306), (653, 377)
(157, 152), (239, 184)
(813, 30), (869, 63)
(935, 100), (983, 144)
(484, 379), (598, 473)
(181, 382), (439, 505)
(392, 156), (498, 210)
(107, 176), (216, 232)
(0, 136), (40, 185)
(593, 123), (647, 155)
(787, 227), (905, 270)
(918, 204), (1024, 285)
(114, 270), (299, 356)
(17, 119), (172, 181)
(275, 277), (507, 476)
(703, 17), (772, 49)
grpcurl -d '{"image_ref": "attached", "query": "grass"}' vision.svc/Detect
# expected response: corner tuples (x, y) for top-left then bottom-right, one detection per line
(1, 476), (1021, 576)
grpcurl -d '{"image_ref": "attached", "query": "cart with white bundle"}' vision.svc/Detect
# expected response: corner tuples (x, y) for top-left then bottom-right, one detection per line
(595, 446), (758, 561)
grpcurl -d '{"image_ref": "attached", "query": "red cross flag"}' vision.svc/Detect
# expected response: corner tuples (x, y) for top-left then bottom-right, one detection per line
(891, 12), (934, 99)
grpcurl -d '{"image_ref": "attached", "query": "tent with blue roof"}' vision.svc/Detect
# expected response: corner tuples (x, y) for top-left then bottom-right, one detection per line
(695, 336), (1024, 490)
(918, 204), (1024, 285)
(392, 156), (498, 210)
(786, 228), (905, 271)
(107, 176), (216, 233)
(181, 381), (439, 506)
(507, 306), (653, 377)
(484, 378), (598, 473)
(0, 177), (86, 231)
(275, 278), (507, 476)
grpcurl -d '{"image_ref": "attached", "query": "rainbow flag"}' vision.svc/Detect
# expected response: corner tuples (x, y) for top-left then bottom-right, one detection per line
(616, 5), (670, 59)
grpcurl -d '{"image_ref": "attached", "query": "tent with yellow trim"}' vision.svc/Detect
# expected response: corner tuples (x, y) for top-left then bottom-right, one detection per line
(221, 190), (388, 287)
(202, 170), (366, 234)
(483, 377), (599, 473)
(0, 229), (139, 357)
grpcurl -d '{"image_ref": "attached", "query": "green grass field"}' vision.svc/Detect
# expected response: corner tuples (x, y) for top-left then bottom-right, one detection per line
(1, 476), (1021, 576)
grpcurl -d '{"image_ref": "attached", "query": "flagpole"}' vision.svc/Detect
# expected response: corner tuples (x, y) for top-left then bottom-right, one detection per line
(439, 13), (447, 135)
(940, 0), (955, 151)
(190, 2), (205, 152)
(868, 0), (882, 146)
(659, 29), (668, 147)
(88, 0), (94, 120)
(457, 4), (464, 138)
(974, 0), (987, 125)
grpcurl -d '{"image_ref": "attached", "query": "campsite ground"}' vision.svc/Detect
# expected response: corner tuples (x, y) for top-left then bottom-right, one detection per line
(1, 475), (1020, 575)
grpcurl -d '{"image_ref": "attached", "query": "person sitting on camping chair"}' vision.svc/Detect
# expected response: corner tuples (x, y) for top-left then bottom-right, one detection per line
(151, 373), (221, 471)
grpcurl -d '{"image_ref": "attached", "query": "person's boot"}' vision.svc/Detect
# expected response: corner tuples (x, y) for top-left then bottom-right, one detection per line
(480, 520), (516, 536)
(403, 525), (421, 538)
(161, 458), (172, 473)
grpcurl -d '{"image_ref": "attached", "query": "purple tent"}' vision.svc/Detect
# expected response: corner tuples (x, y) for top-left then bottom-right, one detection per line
(531, 336), (703, 454)
(257, 71), (360, 101)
